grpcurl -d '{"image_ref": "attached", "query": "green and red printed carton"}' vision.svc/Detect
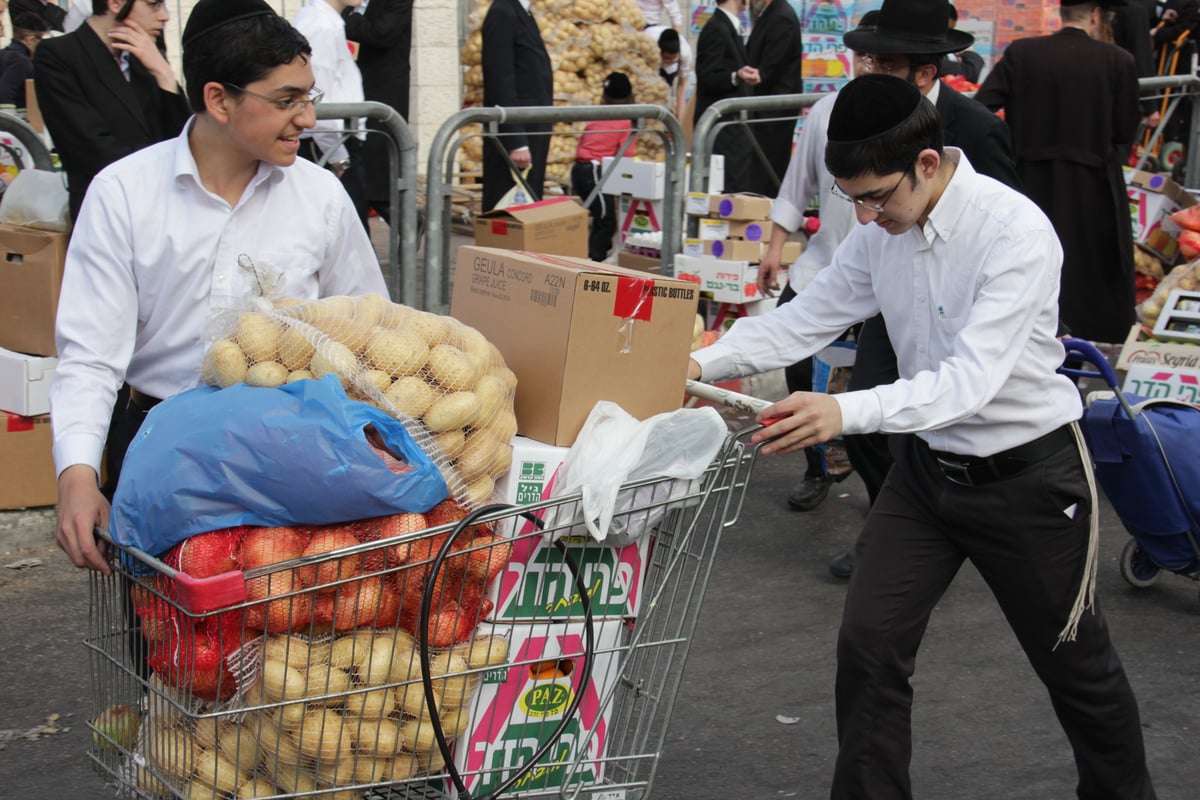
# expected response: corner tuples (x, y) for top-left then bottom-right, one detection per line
(449, 619), (626, 798)
(491, 436), (652, 622)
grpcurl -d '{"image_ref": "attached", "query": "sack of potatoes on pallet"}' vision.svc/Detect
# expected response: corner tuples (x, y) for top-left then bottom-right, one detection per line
(201, 290), (518, 508)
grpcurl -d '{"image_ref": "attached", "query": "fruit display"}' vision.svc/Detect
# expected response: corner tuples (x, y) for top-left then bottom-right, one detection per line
(458, 0), (670, 184)
(200, 294), (517, 508)
(133, 626), (510, 798)
(1139, 259), (1200, 328)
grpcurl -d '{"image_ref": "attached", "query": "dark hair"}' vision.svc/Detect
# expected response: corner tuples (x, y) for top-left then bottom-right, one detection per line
(658, 28), (680, 55)
(947, 4), (958, 22)
(12, 13), (50, 36)
(1061, 2), (1099, 23)
(825, 98), (943, 180)
(92, 0), (109, 16)
(183, 14), (311, 113)
(908, 53), (941, 79)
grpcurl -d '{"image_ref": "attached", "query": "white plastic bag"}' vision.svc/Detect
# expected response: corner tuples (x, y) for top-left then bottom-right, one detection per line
(0, 169), (69, 231)
(548, 401), (727, 543)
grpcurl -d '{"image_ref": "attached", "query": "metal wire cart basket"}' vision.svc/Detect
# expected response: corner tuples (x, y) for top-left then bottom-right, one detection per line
(84, 415), (765, 800)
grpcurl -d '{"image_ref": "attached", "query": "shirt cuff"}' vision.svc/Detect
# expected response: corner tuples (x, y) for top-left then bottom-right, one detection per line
(53, 433), (107, 480)
(731, 71), (739, 86)
(835, 390), (884, 437)
(770, 198), (805, 234)
(510, 145), (531, 154)
(690, 339), (741, 383)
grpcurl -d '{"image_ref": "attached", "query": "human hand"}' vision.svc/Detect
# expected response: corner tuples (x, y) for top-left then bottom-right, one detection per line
(1146, 110), (1161, 129)
(108, 19), (176, 90)
(752, 391), (844, 456)
(687, 358), (702, 381)
(758, 251), (783, 298)
(510, 147), (532, 170)
(738, 66), (761, 86)
(1164, 8), (1179, 21)
(56, 465), (112, 574)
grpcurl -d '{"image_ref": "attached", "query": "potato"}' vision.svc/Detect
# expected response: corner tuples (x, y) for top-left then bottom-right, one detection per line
(355, 292), (390, 327)
(244, 360), (288, 387)
(298, 295), (355, 325)
(145, 724), (196, 783)
(367, 329), (429, 377)
(490, 442), (513, 475)
(263, 634), (327, 670)
(489, 365), (518, 392)
(456, 429), (503, 482)
(236, 312), (283, 362)
(378, 301), (412, 330)
(428, 653), (473, 704)
(451, 635), (510, 670)
(294, 709), (350, 761)
(407, 311), (451, 346)
(342, 687), (396, 720)
(252, 712), (305, 768)
(261, 658), (308, 702)
(193, 748), (242, 795)
(285, 369), (314, 383)
(384, 376), (438, 418)
(456, 325), (494, 367)
(394, 680), (432, 717)
(464, 474), (495, 506)
(235, 776), (278, 798)
(303, 663), (354, 700)
(485, 410), (519, 443)
(425, 344), (482, 390)
(362, 368), (393, 394)
(309, 341), (359, 383)
(434, 428), (466, 460)
(216, 723), (259, 775)
(352, 717), (405, 756)
(207, 339), (248, 387)
(469, 374), (510, 427)
(424, 392), (481, 432)
(277, 325), (316, 370)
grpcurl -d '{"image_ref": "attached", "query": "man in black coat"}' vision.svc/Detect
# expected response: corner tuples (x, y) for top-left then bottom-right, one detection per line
(816, 0), (1023, 579)
(33, 0), (190, 221)
(9, 0), (67, 32)
(480, 0), (553, 212)
(342, 0), (412, 220)
(976, 0), (1139, 345)
(745, 0), (802, 196)
(694, 0), (760, 193)
(0, 12), (49, 108)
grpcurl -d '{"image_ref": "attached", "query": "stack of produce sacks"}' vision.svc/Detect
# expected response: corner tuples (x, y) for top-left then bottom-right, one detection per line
(1138, 259), (1200, 329)
(201, 293), (517, 508)
(459, 0), (669, 183)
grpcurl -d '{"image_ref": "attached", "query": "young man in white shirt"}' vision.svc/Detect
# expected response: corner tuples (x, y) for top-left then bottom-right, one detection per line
(292, 0), (369, 229)
(689, 74), (1155, 800)
(52, 0), (388, 575)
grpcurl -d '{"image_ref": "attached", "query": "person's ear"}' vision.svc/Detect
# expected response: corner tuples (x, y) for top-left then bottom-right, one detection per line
(915, 63), (939, 90)
(204, 82), (235, 122)
(916, 148), (941, 180)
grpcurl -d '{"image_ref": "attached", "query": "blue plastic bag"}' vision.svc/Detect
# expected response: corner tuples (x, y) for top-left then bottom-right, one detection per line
(1081, 394), (1200, 573)
(110, 375), (448, 555)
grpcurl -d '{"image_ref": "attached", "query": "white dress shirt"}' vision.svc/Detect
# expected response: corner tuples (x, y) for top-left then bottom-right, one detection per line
(637, 0), (684, 29)
(768, 91), (854, 291)
(693, 149), (1082, 457)
(291, 0), (366, 165)
(51, 123), (388, 476)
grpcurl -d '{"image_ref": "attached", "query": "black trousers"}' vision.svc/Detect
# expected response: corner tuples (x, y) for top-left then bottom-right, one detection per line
(842, 313), (900, 505)
(832, 432), (1155, 800)
(778, 283), (826, 478)
(570, 160), (618, 263)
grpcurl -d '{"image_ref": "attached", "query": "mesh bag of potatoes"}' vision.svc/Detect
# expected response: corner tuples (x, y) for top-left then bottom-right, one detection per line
(201, 292), (517, 509)
(132, 628), (511, 798)
(1138, 259), (1200, 329)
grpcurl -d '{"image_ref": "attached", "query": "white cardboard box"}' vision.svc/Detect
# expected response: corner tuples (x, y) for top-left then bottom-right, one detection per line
(1122, 364), (1200, 404)
(600, 157), (666, 199)
(674, 254), (762, 304)
(451, 619), (626, 798)
(0, 346), (56, 416)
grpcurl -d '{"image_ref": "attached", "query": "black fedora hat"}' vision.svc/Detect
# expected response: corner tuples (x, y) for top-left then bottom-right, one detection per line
(843, 0), (974, 55)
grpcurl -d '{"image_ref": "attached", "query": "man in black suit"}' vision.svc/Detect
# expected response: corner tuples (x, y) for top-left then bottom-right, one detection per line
(745, 0), (802, 196)
(819, 0), (1022, 579)
(694, 0), (760, 193)
(9, 0), (67, 32)
(0, 12), (49, 108)
(33, 0), (190, 221)
(480, 0), (552, 212)
(342, 0), (412, 220)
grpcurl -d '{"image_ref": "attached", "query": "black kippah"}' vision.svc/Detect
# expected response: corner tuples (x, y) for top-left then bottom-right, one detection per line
(827, 74), (924, 145)
(182, 0), (277, 48)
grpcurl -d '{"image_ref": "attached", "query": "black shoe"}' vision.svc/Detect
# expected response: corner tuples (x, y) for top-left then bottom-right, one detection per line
(828, 550), (855, 579)
(787, 474), (834, 511)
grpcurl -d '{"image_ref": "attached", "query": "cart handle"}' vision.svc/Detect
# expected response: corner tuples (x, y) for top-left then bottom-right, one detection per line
(95, 527), (248, 614)
(1058, 337), (1141, 422)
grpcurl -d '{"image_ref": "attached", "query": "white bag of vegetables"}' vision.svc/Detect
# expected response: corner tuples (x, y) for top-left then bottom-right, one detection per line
(200, 274), (516, 509)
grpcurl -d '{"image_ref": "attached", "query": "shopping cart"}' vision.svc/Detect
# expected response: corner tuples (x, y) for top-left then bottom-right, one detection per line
(1060, 337), (1200, 604)
(84, 387), (771, 800)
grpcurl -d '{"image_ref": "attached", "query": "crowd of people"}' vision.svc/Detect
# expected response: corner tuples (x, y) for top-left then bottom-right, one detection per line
(0, 1), (1170, 798)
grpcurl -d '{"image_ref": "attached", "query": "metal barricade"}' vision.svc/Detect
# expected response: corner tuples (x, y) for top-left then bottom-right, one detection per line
(315, 101), (420, 307)
(423, 105), (687, 314)
(1134, 73), (1200, 186)
(0, 111), (54, 172)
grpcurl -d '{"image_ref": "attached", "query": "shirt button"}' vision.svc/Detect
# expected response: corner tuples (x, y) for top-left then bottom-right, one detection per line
(918, 296), (927, 303)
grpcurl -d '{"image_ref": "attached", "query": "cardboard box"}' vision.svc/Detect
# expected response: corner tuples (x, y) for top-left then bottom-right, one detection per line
(728, 220), (773, 242)
(1150, 289), (1200, 343)
(0, 414), (57, 509)
(780, 240), (804, 266)
(0, 347), (56, 416)
(1122, 363), (1200, 403)
(710, 193), (773, 220)
(451, 619), (626, 799)
(451, 247), (700, 446)
(710, 239), (764, 262)
(675, 254), (761, 304)
(1116, 323), (1200, 370)
(473, 197), (588, 257)
(0, 224), (69, 356)
(600, 157), (666, 199)
(696, 218), (729, 241)
(1124, 168), (1197, 262)
(686, 192), (713, 217)
(616, 250), (663, 272)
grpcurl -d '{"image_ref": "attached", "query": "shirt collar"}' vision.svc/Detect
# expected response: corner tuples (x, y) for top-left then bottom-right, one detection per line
(922, 147), (970, 245)
(518, 0), (532, 11)
(172, 120), (286, 196)
(925, 77), (941, 107)
(719, 6), (743, 35)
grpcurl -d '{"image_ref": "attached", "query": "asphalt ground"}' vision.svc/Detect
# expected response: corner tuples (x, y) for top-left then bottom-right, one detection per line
(1, 438), (1197, 800)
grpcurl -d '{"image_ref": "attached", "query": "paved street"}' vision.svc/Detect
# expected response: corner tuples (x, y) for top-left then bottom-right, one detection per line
(1, 443), (1197, 799)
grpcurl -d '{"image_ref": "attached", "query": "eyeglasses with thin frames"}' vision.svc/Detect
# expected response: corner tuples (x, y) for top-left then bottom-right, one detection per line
(223, 84), (325, 115)
(855, 53), (908, 75)
(830, 166), (913, 214)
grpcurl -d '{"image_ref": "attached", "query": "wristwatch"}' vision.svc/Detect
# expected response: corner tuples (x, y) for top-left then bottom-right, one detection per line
(330, 159), (351, 173)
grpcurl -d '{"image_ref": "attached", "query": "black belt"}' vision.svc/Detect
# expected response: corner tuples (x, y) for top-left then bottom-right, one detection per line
(128, 388), (162, 414)
(926, 425), (1075, 487)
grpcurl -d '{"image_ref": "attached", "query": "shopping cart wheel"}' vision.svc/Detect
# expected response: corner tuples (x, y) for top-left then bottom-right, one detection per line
(1119, 539), (1160, 588)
